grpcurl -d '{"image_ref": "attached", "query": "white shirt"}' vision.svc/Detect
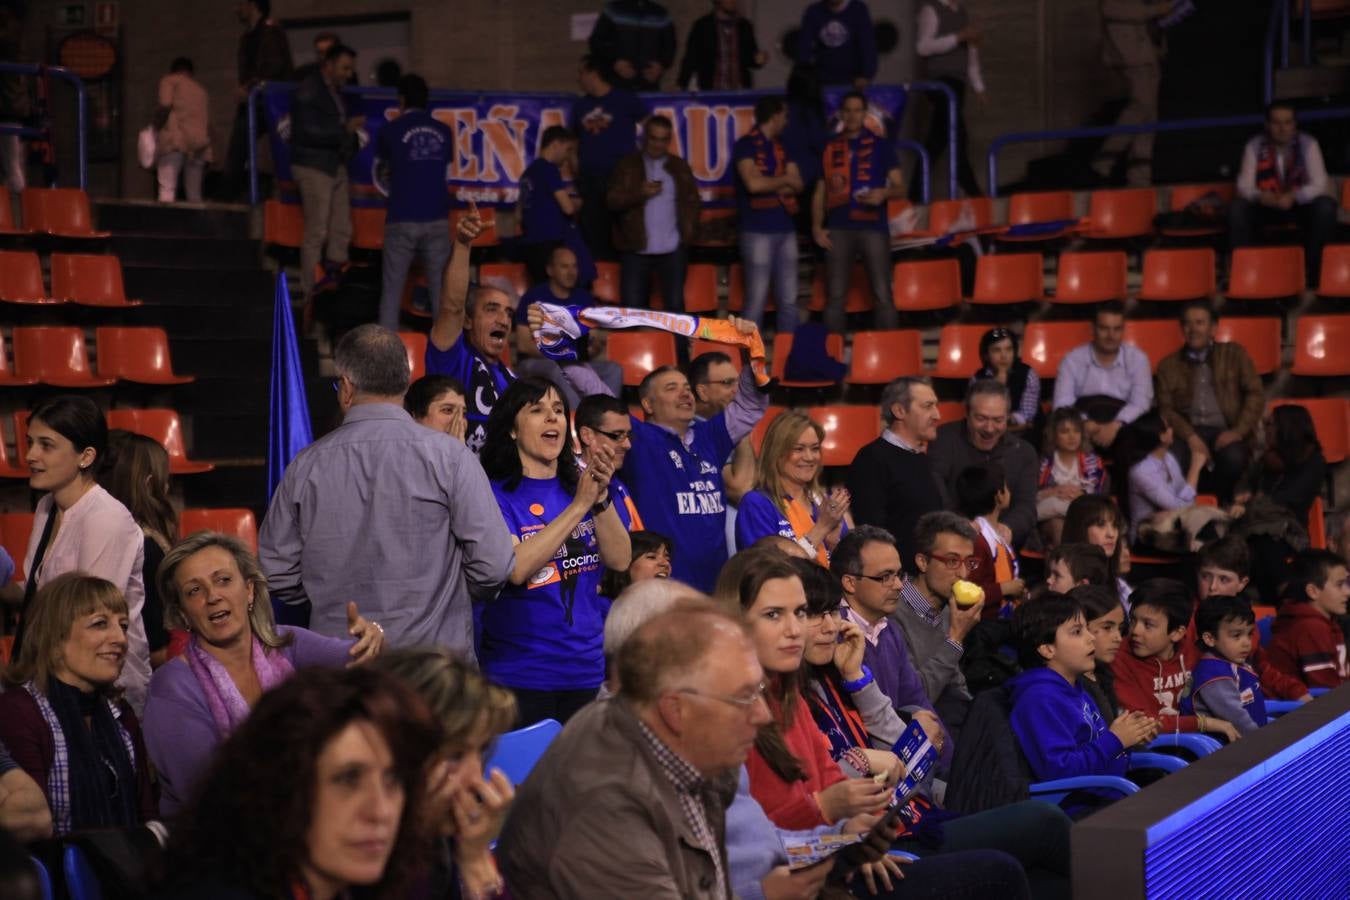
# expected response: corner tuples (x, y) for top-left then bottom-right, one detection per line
(1236, 132), (1329, 204)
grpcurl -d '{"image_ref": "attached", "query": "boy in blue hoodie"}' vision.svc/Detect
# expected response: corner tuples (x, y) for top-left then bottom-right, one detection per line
(1008, 593), (1159, 782)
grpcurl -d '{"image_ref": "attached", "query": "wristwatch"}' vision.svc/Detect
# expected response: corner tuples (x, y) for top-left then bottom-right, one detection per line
(592, 495), (612, 515)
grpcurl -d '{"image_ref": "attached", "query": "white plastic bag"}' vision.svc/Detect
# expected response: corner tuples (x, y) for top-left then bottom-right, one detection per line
(137, 125), (157, 170)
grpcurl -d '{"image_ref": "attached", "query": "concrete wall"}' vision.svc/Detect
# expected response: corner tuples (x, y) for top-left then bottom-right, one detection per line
(14, 0), (1117, 200)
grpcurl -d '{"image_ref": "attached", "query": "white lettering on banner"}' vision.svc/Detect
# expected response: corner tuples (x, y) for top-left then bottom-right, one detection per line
(677, 490), (726, 515)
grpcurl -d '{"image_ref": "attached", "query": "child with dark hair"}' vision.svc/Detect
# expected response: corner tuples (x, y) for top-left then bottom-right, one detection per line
(1181, 595), (1267, 735)
(1111, 579), (1241, 742)
(1063, 495), (1131, 610)
(1037, 407), (1108, 547)
(1268, 550), (1350, 689)
(1044, 542), (1110, 594)
(1070, 584), (1126, 720)
(599, 530), (673, 599)
(954, 463), (1024, 605)
(1008, 594), (1157, 783)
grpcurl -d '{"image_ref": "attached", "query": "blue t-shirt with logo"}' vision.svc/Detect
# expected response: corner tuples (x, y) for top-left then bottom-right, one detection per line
(482, 476), (607, 691)
(519, 158), (568, 244)
(375, 108), (453, 224)
(570, 89), (646, 178)
(619, 416), (735, 593)
(424, 333), (515, 453)
(823, 133), (897, 233)
(733, 128), (795, 234)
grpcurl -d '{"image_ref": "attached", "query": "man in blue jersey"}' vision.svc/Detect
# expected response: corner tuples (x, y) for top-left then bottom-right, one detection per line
(572, 56), (646, 259)
(619, 322), (769, 592)
(576, 394), (644, 531)
(425, 206), (516, 453)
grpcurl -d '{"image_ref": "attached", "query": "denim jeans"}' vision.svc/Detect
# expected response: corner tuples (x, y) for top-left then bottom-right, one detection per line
(378, 219), (452, 330)
(620, 247), (687, 312)
(907, 799), (1072, 900)
(824, 227), (897, 333)
(739, 230), (799, 333)
(156, 151), (206, 203)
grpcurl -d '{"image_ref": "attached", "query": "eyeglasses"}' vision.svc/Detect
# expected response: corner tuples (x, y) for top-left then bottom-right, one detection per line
(805, 606), (843, 623)
(676, 681), (768, 710)
(924, 553), (982, 572)
(855, 570), (902, 585)
(593, 428), (633, 443)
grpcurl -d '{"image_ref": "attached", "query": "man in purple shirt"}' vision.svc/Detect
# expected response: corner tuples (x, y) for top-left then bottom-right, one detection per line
(1051, 300), (1154, 449)
(517, 126), (581, 284)
(830, 525), (953, 768)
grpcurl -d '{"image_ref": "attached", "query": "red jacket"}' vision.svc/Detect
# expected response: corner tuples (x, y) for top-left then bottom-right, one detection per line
(1267, 603), (1349, 689)
(1186, 600), (1308, 700)
(1110, 639), (1200, 732)
(744, 692), (846, 830)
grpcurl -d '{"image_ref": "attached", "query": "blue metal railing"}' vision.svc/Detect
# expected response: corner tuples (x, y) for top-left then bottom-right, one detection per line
(247, 82), (958, 206)
(985, 105), (1350, 197)
(1267, 0), (1329, 104)
(0, 62), (88, 190)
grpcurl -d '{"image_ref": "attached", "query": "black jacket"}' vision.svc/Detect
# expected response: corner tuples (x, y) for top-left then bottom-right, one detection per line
(289, 71), (356, 176)
(677, 13), (762, 90)
(944, 687), (1035, 816)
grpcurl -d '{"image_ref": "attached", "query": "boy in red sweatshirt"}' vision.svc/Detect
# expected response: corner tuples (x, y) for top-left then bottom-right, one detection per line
(1268, 550), (1350, 689)
(1192, 535), (1312, 703)
(1111, 578), (1240, 743)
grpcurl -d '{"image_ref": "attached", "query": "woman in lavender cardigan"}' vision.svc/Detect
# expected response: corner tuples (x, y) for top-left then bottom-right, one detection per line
(141, 531), (385, 817)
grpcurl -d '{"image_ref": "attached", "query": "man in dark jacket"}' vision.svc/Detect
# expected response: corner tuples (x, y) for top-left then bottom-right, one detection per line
(677, 0), (767, 91)
(291, 43), (364, 299)
(222, 0), (292, 200)
(606, 115), (701, 311)
(588, 0), (678, 91)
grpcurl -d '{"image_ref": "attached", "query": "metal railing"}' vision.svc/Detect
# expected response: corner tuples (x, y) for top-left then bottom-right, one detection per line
(0, 62), (88, 190)
(985, 105), (1350, 197)
(896, 138), (931, 205)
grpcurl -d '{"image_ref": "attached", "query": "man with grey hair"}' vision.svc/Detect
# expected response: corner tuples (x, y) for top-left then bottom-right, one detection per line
(601, 578), (709, 695)
(260, 323), (514, 658)
(846, 375), (945, 570)
(426, 208), (517, 452)
(499, 606), (768, 897)
(929, 378), (1038, 550)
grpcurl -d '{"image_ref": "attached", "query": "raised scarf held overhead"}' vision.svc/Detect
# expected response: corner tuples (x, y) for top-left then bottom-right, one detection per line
(531, 303), (771, 387)
(186, 633), (295, 739)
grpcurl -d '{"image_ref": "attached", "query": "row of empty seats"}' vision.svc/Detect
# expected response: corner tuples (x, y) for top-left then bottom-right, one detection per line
(0, 408), (212, 477)
(0, 326), (190, 387)
(0, 251), (141, 306)
(0, 185), (108, 239)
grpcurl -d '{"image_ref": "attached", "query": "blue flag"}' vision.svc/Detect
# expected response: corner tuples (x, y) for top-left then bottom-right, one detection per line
(266, 273), (313, 504)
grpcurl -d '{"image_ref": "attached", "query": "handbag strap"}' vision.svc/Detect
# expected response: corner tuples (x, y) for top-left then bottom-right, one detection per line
(12, 509), (58, 659)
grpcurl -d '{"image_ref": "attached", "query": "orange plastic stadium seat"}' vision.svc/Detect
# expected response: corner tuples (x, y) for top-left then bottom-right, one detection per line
(893, 258), (961, 312)
(1123, 319), (1182, 372)
(771, 332), (844, 388)
(263, 199), (304, 248)
(0, 513), (33, 579)
(21, 187), (109, 238)
(936, 400), (966, 425)
(0, 331), (37, 387)
(398, 331), (427, 382)
(105, 409), (214, 474)
(479, 262), (529, 300)
(847, 330), (924, 385)
(931, 323), (990, 379)
(95, 327), (194, 385)
(750, 405), (787, 453)
(350, 207), (386, 251)
(13, 411), (29, 464)
(450, 205), (499, 247)
(1138, 248), (1216, 302)
(1022, 321), (1094, 378)
(809, 405), (879, 467)
(1315, 244), (1350, 297)
(1308, 495), (1327, 550)
(1084, 188), (1157, 239)
(1162, 183), (1234, 237)
(1214, 316), (1282, 375)
(608, 330), (677, 386)
(927, 197), (995, 235)
(999, 190), (1076, 242)
(180, 508), (259, 553)
(971, 253), (1043, 305)
(674, 263), (719, 314)
(0, 251), (59, 304)
(50, 253), (142, 307)
(1270, 398), (1349, 463)
(592, 261), (621, 303)
(1291, 315), (1350, 376)
(12, 326), (114, 388)
(0, 185), (23, 234)
(690, 339), (742, 371)
(1226, 246), (1305, 300)
(0, 417), (28, 477)
(1052, 251), (1128, 304)
(809, 264), (875, 313)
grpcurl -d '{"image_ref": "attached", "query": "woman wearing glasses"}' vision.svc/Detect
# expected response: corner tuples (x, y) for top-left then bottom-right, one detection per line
(973, 328), (1040, 434)
(735, 409), (851, 564)
(480, 377), (632, 727)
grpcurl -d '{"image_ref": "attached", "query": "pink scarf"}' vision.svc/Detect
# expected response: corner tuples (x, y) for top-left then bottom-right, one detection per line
(186, 633), (296, 739)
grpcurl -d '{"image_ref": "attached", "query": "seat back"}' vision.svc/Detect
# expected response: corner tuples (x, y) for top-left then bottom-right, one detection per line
(1086, 188), (1157, 238)
(0, 250), (51, 303)
(95, 327), (189, 383)
(1227, 246), (1305, 299)
(770, 331), (844, 382)
(105, 409), (201, 469)
(809, 263), (875, 313)
(591, 260), (621, 303)
(1168, 182), (1235, 210)
(1270, 397), (1350, 463)
(1007, 190), (1074, 225)
(479, 262), (530, 300)
(24, 187), (97, 236)
(673, 262), (719, 313)
(50, 253), (133, 307)
(893, 258), (961, 311)
(350, 206), (386, 250)
(932, 323), (991, 378)
(1053, 251), (1128, 304)
(1315, 244), (1350, 297)
(847, 330), (924, 384)
(810, 405), (880, 467)
(608, 330), (677, 386)
(690, 339), (742, 371)
(1139, 248), (1216, 301)
(1214, 316), (1282, 375)
(971, 253), (1043, 304)
(1123, 319), (1183, 371)
(180, 508), (260, 553)
(486, 719), (563, 785)
(0, 512), (33, 582)
(928, 197), (995, 234)
(12, 326), (105, 385)
(263, 199), (304, 248)
(750, 405), (787, 453)
(398, 331), (428, 381)
(63, 844), (103, 900)
(0, 184), (13, 231)
(1022, 321), (1093, 378)
(1309, 495), (1327, 550)
(1291, 314), (1350, 376)
(937, 400), (966, 424)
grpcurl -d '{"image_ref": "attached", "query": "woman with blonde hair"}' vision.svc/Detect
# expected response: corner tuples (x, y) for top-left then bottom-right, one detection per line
(734, 409), (851, 564)
(142, 531), (385, 817)
(0, 573), (157, 835)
